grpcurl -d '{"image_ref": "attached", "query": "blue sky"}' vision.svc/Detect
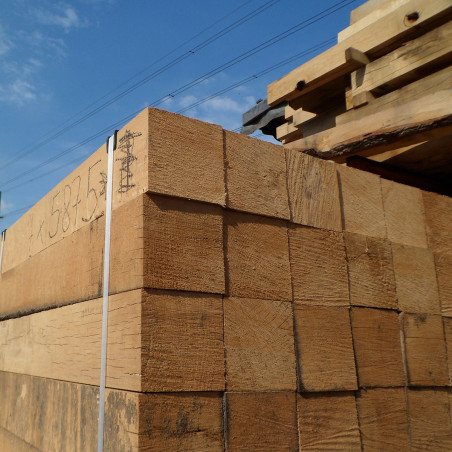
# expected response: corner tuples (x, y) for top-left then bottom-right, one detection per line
(0, 0), (358, 229)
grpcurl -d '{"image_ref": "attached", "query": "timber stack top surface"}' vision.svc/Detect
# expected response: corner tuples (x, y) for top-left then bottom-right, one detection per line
(0, 104), (451, 451)
(268, 0), (452, 192)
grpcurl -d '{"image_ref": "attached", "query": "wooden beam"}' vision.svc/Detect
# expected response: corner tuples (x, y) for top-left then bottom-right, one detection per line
(0, 371), (224, 452)
(267, 0), (452, 106)
(351, 21), (452, 104)
(337, 65), (452, 125)
(285, 90), (452, 158)
(347, 0), (411, 35)
(0, 289), (225, 392)
(345, 47), (371, 66)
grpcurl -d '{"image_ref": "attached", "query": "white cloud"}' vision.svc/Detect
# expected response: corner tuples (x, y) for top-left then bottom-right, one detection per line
(0, 25), (14, 56)
(181, 94), (256, 131)
(178, 94), (197, 108)
(33, 4), (87, 32)
(0, 79), (37, 105)
(0, 198), (13, 215)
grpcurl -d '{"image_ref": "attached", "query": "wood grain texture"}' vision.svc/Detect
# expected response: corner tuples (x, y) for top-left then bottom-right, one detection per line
(0, 289), (225, 392)
(1, 109), (149, 274)
(225, 211), (292, 301)
(143, 194), (225, 294)
(443, 317), (452, 386)
(337, 165), (387, 238)
(0, 371), (224, 452)
(407, 388), (452, 451)
(267, 0), (452, 105)
(356, 388), (409, 452)
(351, 21), (452, 99)
(285, 150), (342, 231)
(347, 0), (410, 34)
(0, 371), (139, 452)
(289, 226), (349, 307)
(400, 313), (449, 386)
(224, 131), (289, 219)
(140, 290), (224, 392)
(381, 179), (427, 248)
(286, 92), (452, 157)
(345, 232), (397, 309)
(0, 427), (41, 452)
(298, 392), (361, 451)
(0, 193), (225, 319)
(337, 65), (452, 126)
(392, 243), (441, 314)
(225, 392), (298, 452)
(435, 252), (452, 317)
(294, 305), (357, 391)
(224, 297), (296, 391)
(138, 392), (224, 452)
(351, 307), (404, 388)
(423, 190), (452, 255)
(147, 108), (225, 206)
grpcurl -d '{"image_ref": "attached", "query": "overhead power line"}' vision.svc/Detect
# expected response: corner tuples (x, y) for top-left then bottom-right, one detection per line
(1, 0), (282, 171)
(1, 0), (357, 190)
(1, 37), (335, 193)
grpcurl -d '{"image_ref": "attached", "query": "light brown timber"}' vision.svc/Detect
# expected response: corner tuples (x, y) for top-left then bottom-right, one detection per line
(267, 0), (452, 105)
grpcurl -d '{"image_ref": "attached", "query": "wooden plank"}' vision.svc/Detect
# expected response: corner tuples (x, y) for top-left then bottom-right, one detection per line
(345, 233), (397, 309)
(0, 194), (225, 319)
(336, 165), (387, 238)
(0, 371), (139, 451)
(2, 109), (149, 274)
(351, 21), (452, 103)
(225, 211), (292, 301)
(224, 130), (290, 219)
(2, 107), (226, 275)
(298, 392), (361, 451)
(275, 120), (302, 141)
(337, 65), (452, 125)
(351, 307), (404, 387)
(147, 108), (225, 206)
(381, 179), (427, 248)
(392, 244), (441, 314)
(285, 150), (342, 231)
(224, 297), (296, 391)
(423, 190), (452, 255)
(285, 90), (452, 155)
(267, 0), (452, 106)
(225, 392), (298, 451)
(400, 313), (449, 386)
(0, 371), (224, 452)
(285, 104), (295, 120)
(0, 427), (41, 452)
(407, 388), (452, 451)
(294, 305), (357, 391)
(289, 226), (349, 307)
(0, 289), (225, 392)
(356, 388), (410, 452)
(349, 0), (408, 25)
(292, 108), (316, 127)
(444, 317), (452, 385)
(435, 253), (452, 317)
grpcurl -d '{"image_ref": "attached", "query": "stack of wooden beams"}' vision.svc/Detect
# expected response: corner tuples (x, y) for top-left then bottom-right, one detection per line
(268, 0), (452, 179)
(1, 107), (452, 451)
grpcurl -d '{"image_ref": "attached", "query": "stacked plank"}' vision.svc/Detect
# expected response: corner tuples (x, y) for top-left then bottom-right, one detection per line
(1, 106), (452, 451)
(269, 0), (452, 175)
